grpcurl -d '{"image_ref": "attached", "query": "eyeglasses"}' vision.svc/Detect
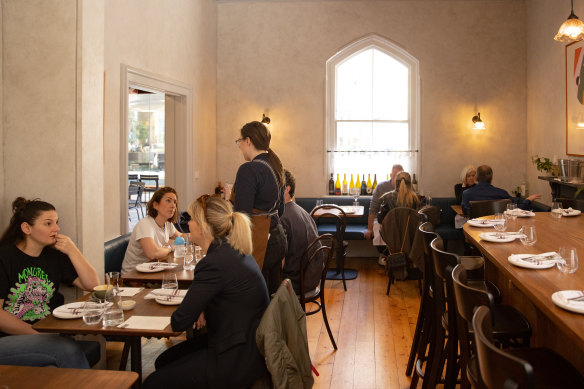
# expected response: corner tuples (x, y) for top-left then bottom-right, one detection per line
(196, 194), (211, 213)
(235, 137), (245, 145)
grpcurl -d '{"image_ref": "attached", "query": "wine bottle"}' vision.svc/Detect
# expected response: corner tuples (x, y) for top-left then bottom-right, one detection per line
(366, 174), (373, 194)
(335, 174), (341, 195)
(361, 174), (367, 195)
(412, 174), (419, 193)
(372, 174), (378, 190)
(342, 174), (348, 195)
(387, 173), (389, 181)
(349, 174), (355, 194)
(355, 174), (360, 194)
(328, 173), (335, 195)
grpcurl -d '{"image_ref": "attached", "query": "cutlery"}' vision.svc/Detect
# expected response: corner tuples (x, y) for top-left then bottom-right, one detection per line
(117, 323), (129, 329)
(567, 293), (584, 302)
(521, 254), (561, 263)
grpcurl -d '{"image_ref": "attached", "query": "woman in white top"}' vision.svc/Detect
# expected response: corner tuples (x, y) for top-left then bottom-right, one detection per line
(121, 187), (182, 275)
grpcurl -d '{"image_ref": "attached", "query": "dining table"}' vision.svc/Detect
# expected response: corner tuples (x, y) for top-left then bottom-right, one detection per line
(463, 211), (584, 372)
(0, 365), (139, 389)
(32, 288), (183, 388)
(121, 255), (195, 287)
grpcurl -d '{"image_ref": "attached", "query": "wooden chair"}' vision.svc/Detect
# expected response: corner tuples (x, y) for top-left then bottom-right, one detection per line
(379, 207), (424, 295)
(310, 205), (348, 291)
(299, 233), (337, 350)
(473, 306), (584, 389)
(556, 197), (584, 212)
(469, 199), (511, 219)
(452, 264), (531, 389)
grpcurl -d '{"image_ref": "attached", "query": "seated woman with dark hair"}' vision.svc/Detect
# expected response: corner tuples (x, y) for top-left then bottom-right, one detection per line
(454, 165), (477, 204)
(143, 196), (269, 389)
(0, 197), (100, 368)
(121, 186), (183, 275)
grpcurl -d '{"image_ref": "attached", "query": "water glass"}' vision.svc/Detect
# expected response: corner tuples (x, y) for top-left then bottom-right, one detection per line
(557, 247), (578, 274)
(184, 244), (195, 271)
(105, 271), (120, 297)
(102, 295), (124, 327)
(315, 199), (323, 207)
(551, 201), (562, 219)
(195, 246), (203, 263)
(424, 191), (432, 206)
(83, 298), (105, 325)
(162, 273), (178, 291)
(506, 203), (518, 220)
(519, 226), (537, 246)
(493, 213), (508, 236)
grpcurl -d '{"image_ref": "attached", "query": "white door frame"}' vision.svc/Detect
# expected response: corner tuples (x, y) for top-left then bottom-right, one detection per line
(120, 65), (193, 233)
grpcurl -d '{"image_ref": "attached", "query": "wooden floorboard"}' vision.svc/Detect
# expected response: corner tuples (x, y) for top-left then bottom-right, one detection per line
(106, 257), (423, 388)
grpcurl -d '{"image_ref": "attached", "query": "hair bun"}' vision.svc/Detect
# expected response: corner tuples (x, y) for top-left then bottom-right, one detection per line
(11, 197), (29, 214)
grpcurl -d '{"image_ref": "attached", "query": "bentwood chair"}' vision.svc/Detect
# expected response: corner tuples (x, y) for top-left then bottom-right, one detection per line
(452, 264), (531, 389)
(310, 205), (348, 291)
(299, 233), (337, 350)
(473, 306), (584, 389)
(469, 199), (512, 219)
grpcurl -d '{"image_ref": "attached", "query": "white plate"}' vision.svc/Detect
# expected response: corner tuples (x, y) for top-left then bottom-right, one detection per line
(552, 290), (584, 314)
(552, 209), (582, 217)
(505, 210), (535, 217)
(155, 296), (184, 305)
(478, 232), (516, 243)
(467, 219), (497, 228)
(145, 289), (188, 299)
(135, 263), (167, 273)
(508, 254), (557, 269)
(52, 302), (86, 319)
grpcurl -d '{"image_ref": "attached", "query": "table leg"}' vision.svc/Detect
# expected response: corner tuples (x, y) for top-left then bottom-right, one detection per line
(130, 337), (142, 389)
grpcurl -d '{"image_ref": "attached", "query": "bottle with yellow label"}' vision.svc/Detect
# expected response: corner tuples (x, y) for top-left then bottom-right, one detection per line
(349, 174), (355, 194)
(342, 174), (348, 195)
(366, 174), (373, 194)
(335, 174), (341, 195)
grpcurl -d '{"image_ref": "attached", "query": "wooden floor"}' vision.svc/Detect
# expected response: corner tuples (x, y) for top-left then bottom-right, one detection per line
(106, 257), (423, 388)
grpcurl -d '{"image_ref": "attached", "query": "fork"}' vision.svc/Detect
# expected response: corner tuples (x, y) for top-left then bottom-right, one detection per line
(521, 254), (560, 263)
(568, 292), (584, 302)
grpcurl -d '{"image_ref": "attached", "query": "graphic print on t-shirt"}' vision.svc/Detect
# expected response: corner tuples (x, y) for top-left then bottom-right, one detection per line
(5, 266), (54, 322)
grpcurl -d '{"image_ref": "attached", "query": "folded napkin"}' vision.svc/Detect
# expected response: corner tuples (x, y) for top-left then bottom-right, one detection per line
(470, 218), (505, 223)
(145, 289), (188, 299)
(510, 252), (560, 264)
(52, 302), (85, 319)
(117, 287), (144, 297)
(117, 315), (171, 330)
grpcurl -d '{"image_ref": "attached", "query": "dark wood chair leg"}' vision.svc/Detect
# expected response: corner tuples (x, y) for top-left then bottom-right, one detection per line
(119, 341), (131, 370)
(320, 292), (337, 350)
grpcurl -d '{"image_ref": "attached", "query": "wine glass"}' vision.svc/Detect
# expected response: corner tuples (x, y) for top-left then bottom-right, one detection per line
(162, 273), (178, 293)
(493, 213), (507, 238)
(351, 187), (360, 206)
(183, 244), (195, 271)
(557, 247), (578, 274)
(519, 226), (537, 246)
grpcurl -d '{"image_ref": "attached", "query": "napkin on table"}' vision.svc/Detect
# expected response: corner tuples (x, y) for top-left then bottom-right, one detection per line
(144, 289), (188, 299)
(118, 315), (171, 330)
(117, 287), (143, 297)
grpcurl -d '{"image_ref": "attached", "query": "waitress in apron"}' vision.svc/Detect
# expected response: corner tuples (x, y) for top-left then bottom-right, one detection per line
(233, 121), (287, 295)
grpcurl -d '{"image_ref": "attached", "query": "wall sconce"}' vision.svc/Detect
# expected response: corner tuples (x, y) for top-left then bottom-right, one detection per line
(472, 112), (486, 130)
(554, 0), (584, 42)
(261, 113), (271, 126)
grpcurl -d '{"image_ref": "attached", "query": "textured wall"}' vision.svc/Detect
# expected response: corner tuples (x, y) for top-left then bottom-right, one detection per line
(217, 0), (528, 197)
(103, 0), (217, 239)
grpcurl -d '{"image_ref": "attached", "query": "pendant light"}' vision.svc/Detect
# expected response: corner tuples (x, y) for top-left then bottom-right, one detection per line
(555, 0), (584, 42)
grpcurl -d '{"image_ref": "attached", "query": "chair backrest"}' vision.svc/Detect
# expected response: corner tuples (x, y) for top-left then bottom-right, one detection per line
(472, 306), (535, 389)
(419, 222), (439, 289)
(310, 205), (346, 242)
(379, 207), (421, 253)
(104, 233), (131, 274)
(300, 234), (335, 303)
(469, 199), (512, 219)
(128, 183), (144, 204)
(556, 197), (584, 212)
(419, 205), (440, 227)
(140, 174), (159, 188)
(451, 264), (495, 325)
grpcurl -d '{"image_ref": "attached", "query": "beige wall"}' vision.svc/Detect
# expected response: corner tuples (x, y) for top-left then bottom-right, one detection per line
(103, 0), (217, 239)
(217, 0), (528, 198)
(526, 0), (582, 204)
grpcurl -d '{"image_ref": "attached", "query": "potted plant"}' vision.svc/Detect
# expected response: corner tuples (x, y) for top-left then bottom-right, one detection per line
(531, 155), (559, 176)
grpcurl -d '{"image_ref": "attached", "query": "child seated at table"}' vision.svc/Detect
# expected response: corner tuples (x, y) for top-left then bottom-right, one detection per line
(0, 197), (100, 368)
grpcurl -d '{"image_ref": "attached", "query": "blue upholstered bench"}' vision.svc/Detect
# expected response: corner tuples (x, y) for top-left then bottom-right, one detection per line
(295, 196), (370, 240)
(104, 233), (131, 274)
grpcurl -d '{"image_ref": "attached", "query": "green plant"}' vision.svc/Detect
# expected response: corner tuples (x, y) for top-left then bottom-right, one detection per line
(531, 155), (555, 175)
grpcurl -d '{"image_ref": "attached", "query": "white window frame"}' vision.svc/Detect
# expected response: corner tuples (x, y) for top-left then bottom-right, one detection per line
(325, 34), (420, 191)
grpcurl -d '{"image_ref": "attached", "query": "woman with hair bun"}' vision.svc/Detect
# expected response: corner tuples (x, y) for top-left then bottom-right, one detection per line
(143, 196), (269, 389)
(0, 197), (99, 368)
(233, 121), (287, 295)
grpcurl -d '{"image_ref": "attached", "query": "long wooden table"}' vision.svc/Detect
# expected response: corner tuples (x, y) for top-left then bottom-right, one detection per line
(121, 256), (195, 287)
(33, 289), (182, 387)
(0, 365), (138, 389)
(463, 212), (584, 372)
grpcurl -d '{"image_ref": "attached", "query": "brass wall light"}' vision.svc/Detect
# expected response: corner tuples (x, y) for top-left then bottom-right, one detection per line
(472, 112), (486, 130)
(555, 0), (584, 42)
(261, 113), (271, 126)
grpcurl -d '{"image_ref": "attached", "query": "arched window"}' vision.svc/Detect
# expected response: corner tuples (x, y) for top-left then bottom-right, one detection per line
(326, 34), (420, 191)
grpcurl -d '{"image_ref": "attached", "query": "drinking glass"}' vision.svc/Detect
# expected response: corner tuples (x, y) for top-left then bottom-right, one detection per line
(352, 187), (360, 206)
(184, 244), (195, 271)
(105, 271), (120, 297)
(102, 295), (124, 327)
(162, 273), (178, 291)
(194, 246), (203, 263)
(493, 213), (508, 237)
(557, 247), (578, 274)
(506, 203), (518, 220)
(551, 201), (562, 219)
(83, 298), (105, 325)
(519, 226), (537, 246)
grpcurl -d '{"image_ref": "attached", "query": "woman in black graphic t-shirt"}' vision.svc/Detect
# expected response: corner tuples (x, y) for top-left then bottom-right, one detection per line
(0, 197), (99, 368)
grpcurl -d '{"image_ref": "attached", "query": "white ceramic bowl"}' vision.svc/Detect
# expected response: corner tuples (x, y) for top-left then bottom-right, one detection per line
(120, 300), (136, 311)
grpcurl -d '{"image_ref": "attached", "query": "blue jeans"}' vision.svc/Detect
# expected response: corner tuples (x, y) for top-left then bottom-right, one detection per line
(0, 334), (90, 369)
